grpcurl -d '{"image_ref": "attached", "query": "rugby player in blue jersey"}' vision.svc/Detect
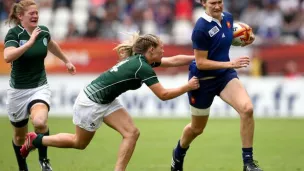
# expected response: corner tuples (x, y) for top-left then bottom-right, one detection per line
(171, 0), (262, 171)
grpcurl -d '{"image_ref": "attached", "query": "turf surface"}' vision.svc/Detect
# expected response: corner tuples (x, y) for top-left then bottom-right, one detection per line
(0, 117), (303, 171)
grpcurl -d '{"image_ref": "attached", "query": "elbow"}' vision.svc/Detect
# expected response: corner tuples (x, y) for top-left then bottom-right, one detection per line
(196, 62), (206, 70)
(158, 92), (171, 101)
(4, 56), (11, 63)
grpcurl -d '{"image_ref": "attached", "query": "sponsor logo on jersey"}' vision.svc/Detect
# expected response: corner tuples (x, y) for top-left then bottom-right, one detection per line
(43, 38), (48, 46)
(208, 26), (220, 37)
(226, 21), (231, 28)
(222, 33), (225, 38)
(19, 40), (28, 46)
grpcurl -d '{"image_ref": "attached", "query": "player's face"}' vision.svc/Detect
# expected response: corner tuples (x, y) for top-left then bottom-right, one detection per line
(203, 0), (223, 20)
(19, 5), (39, 28)
(152, 40), (164, 62)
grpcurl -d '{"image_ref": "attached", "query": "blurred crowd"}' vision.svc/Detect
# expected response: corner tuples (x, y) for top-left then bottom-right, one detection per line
(1, 0), (304, 45)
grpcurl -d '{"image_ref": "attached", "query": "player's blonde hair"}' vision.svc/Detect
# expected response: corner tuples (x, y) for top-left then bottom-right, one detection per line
(114, 32), (160, 60)
(6, 0), (37, 26)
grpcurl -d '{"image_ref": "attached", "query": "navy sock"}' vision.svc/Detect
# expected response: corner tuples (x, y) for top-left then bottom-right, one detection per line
(242, 147), (253, 164)
(174, 140), (189, 159)
(36, 129), (49, 160)
(12, 140), (28, 171)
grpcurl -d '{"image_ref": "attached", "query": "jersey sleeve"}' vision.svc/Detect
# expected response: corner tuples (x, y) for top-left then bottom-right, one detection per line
(39, 25), (51, 42)
(136, 64), (159, 86)
(150, 62), (161, 68)
(4, 29), (19, 48)
(192, 29), (211, 51)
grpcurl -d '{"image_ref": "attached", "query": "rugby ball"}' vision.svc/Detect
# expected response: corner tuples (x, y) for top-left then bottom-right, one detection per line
(232, 22), (252, 46)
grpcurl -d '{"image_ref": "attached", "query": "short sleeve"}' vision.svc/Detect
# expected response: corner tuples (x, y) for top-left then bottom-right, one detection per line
(4, 29), (19, 48)
(136, 64), (159, 86)
(39, 25), (51, 42)
(150, 62), (161, 68)
(192, 30), (210, 51)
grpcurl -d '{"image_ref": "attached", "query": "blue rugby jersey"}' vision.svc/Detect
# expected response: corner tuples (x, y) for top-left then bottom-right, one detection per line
(191, 12), (234, 78)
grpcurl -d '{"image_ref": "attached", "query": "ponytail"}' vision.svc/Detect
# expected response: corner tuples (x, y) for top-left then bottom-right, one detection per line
(114, 32), (140, 60)
(114, 32), (160, 60)
(6, 3), (19, 26)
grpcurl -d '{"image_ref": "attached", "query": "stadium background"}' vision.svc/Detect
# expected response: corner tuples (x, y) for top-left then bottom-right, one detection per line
(0, 0), (303, 170)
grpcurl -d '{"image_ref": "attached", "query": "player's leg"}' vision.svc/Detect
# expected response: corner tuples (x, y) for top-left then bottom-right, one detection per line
(39, 125), (95, 149)
(171, 82), (214, 171)
(28, 85), (52, 171)
(7, 87), (30, 171)
(219, 78), (262, 171)
(104, 108), (140, 171)
(11, 120), (29, 171)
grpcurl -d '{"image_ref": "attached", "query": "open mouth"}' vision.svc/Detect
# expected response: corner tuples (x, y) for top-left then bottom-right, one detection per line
(30, 19), (38, 24)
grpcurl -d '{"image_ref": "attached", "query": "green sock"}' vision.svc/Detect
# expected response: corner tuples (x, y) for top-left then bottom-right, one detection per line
(33, 134), (44, 148)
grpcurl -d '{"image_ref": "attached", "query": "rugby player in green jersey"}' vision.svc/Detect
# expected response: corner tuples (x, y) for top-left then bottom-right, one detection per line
(20, 32), (199, 171)
(3, 1), (76, 171)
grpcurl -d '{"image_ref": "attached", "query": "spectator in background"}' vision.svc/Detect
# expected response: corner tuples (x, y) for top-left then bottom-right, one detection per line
(240, 1), (262, 33)
(257, 0), (283, 44)
(53, 0), (73, 9)
(117, 15), (139, 42)
(0, 0), (14, 21)
(66, 20), (81, 39)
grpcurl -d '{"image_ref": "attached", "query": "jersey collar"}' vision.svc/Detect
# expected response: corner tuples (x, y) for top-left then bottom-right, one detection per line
(202, 12), (225, 27)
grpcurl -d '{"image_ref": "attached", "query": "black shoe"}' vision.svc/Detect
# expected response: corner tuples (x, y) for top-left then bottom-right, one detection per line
(39, 158), (53, 171)
(243, 160), (263, 171)
(171, 149), (184, 171)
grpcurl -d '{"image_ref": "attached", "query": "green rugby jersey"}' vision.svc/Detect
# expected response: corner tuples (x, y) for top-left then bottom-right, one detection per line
(4, 25), (51, 89)
(84, 54), (160, 104)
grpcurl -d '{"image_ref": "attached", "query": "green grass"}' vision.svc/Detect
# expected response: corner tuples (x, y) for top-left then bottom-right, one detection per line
(0, 117), (303, 171)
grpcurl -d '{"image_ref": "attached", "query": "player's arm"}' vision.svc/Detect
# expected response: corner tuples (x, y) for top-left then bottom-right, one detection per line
(194, 49), (233, 70)
(148, 76), (199, 101)
(4, 28), (41, 63)
(160, 55), (194, 67)
(48, 39), (76, 74)
(48, 39), (70, 64)
(195, 50), (250, 70)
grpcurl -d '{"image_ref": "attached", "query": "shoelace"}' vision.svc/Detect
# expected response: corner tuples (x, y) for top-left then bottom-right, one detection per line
(250, 160), (260, 168)
(41, 159), (51, 169)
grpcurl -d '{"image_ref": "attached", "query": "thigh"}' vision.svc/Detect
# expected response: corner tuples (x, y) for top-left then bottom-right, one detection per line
(103, 108), (137, 137)
(188, 88), (215, 109)
(219, 78), (252, 113)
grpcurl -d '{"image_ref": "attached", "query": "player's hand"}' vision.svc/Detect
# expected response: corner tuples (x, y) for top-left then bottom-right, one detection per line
(231, 56), (250, 69)
(66, 62), (76, 75)
(27, 27), (41, 47)
(242, 31), (255, 47)
(187, 76), (200, 90)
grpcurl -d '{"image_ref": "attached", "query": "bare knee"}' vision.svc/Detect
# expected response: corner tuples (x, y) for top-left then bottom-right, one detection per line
(74, 137), (89, 150)
(32, 117), (48, 131)
(124, 127), (140, 141)
(14, 135), (26, 145)
(189, 124), (205, 136)
(240, 102), (254, 119)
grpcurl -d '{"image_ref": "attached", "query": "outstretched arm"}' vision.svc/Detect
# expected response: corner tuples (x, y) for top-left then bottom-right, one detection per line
(148, 76), (199, 101)
(160, 55), (194, 67)
(48, 39), (76, 74)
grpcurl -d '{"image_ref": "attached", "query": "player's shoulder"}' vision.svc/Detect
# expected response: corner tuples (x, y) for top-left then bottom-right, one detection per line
(223, 12), (233, 20)
(38, 25), (50, 31)
(6, 25), (22, 35)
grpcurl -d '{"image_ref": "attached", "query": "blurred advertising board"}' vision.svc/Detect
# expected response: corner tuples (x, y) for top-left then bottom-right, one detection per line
(0, 40), (192, 74)
(0, 75), (303, 117)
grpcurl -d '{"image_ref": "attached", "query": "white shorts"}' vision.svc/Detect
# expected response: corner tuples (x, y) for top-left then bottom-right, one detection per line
(6, 84), (51, 122)
(73, 90), (124, 132)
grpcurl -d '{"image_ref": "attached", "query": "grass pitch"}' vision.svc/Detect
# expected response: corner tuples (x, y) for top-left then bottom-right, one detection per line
(0, 117), (303, 171)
